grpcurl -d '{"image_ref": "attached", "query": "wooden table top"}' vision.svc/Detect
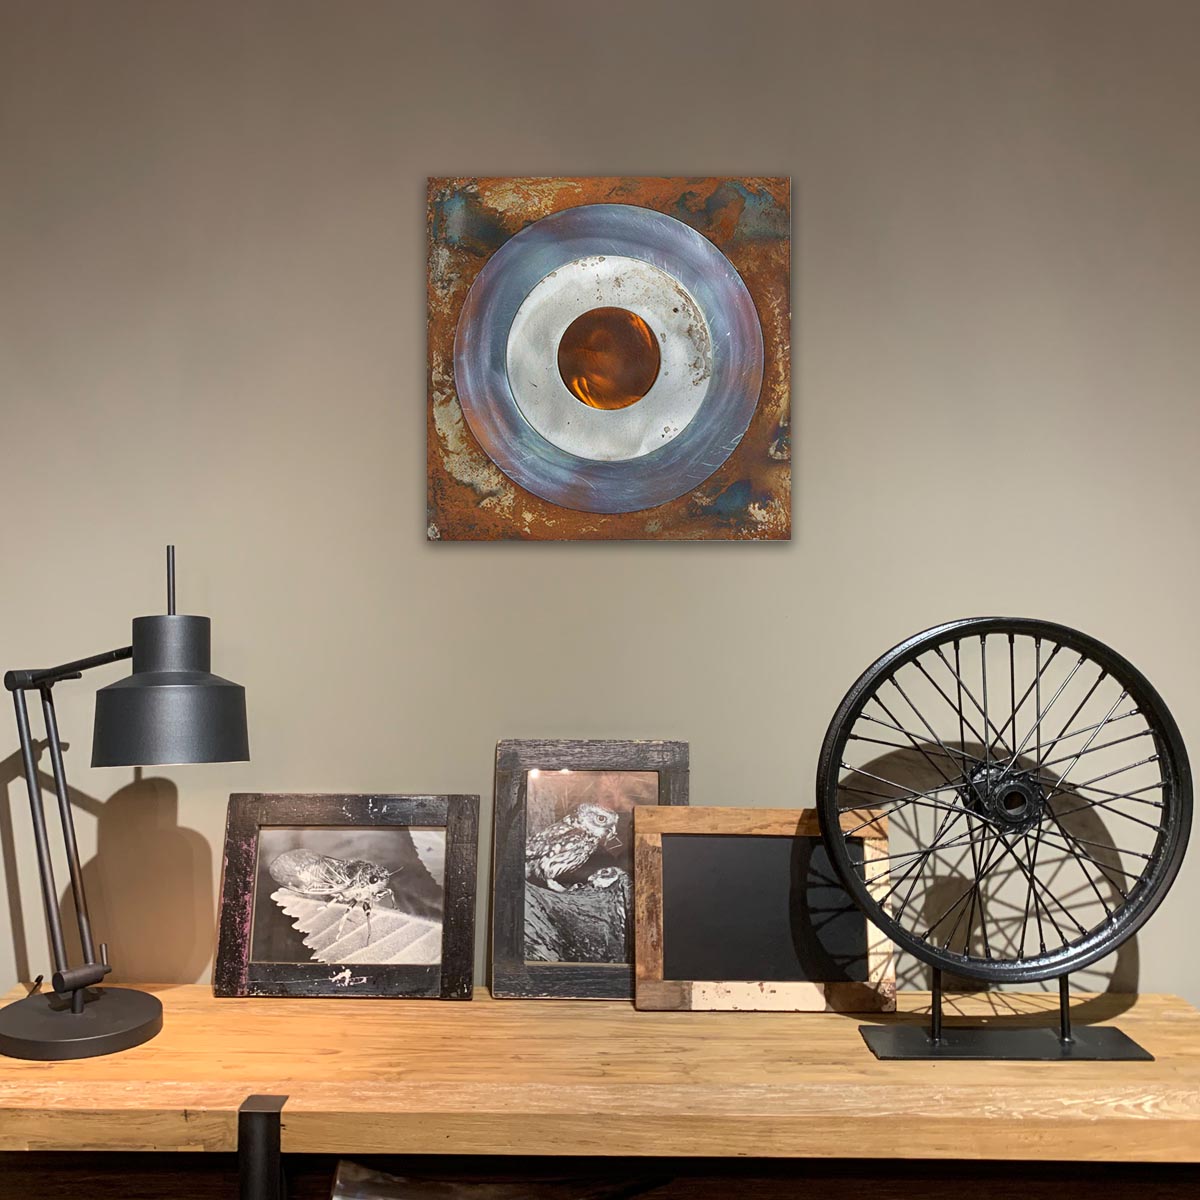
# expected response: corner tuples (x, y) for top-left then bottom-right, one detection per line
(0, 985), (1196, 1161)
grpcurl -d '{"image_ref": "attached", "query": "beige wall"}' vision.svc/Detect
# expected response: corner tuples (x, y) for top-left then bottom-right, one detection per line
(2, 0), (1198, 1000)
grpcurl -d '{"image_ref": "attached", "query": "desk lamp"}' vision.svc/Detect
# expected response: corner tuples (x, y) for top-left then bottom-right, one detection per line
(1, 547), (248, 1059)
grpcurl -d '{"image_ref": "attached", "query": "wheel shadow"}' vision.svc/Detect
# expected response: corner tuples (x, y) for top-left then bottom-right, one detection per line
(834, 743), (1141, 1025)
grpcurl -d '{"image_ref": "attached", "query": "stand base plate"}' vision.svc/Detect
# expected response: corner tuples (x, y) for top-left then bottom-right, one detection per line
(861, 1022), (1153, 1061)
(0, 986), (163, 1060)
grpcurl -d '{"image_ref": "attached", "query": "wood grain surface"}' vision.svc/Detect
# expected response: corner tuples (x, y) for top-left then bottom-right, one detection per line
(0, 986), (1196, 1162)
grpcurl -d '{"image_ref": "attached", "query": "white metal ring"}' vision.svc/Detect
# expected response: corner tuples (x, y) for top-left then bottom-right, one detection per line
(505, 256), (711, 463)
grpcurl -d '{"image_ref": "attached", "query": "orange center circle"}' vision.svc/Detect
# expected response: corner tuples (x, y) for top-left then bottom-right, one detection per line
(556, 307), (661, 410)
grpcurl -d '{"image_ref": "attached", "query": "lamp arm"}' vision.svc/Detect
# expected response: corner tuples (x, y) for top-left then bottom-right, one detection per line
(4, 646), (133, 692)
(4, 646), (129, 1011)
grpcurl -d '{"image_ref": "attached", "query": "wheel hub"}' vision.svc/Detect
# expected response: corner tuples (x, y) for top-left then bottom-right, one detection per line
(962, 762), (1046, 833)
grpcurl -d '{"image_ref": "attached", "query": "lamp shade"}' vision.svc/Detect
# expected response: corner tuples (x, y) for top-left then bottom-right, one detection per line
(92, 615), (248, 767)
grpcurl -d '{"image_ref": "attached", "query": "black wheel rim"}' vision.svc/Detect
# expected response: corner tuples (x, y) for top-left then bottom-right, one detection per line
(816, 618), (1192, 984)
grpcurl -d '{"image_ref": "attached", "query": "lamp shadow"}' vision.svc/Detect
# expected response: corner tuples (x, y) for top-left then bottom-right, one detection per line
(0, 746), (213, 985)
(64, 771), (214, 983)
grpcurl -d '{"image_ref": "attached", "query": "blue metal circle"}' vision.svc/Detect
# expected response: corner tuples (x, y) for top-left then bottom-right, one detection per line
(453, 204), (764, 514)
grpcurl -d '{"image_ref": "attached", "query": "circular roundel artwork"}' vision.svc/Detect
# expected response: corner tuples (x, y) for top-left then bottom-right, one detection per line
(427, 178), (790, 541)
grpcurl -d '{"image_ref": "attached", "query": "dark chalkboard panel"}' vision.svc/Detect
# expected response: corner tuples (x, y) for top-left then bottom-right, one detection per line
(659, 834), (868, 983)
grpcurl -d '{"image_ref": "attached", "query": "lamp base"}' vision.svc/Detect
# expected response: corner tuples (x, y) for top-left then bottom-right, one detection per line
(0, 986), (163, 1060)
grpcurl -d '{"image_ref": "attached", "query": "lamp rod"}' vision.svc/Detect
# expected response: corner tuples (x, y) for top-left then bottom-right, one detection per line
(4, 646), (133, 693)
(11, 691), (69, 977)
(39, 688), (97, 968)
(167, 545), (175, 616)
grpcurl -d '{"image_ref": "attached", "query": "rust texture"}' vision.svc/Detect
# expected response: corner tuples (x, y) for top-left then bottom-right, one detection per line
(427, 176), (791, 541)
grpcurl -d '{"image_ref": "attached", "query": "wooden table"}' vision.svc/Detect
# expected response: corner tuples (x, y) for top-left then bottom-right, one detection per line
(0, 985), (1196, 1197)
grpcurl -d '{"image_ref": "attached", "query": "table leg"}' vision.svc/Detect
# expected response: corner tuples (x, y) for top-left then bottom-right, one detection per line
(238, 1094), (287, 1200)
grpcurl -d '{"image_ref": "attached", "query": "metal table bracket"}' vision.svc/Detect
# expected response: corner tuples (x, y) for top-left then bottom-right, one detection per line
(238, 1094), (288, 1200)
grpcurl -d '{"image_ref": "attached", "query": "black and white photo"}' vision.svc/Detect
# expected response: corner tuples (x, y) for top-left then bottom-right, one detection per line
(251, 825), (447, 967)
(523, 770), (657, 965)
(215, 794), (478, 999)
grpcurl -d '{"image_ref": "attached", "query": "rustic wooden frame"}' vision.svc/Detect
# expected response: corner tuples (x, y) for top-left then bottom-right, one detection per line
(214, 793), (479, 999)
(633, 806), (895, 1012)
(491, 739), (689, 999)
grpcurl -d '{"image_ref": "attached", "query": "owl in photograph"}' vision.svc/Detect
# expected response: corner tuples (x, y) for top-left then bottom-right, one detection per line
(526, 802), (620, 891)
(583, 866), (627, 889)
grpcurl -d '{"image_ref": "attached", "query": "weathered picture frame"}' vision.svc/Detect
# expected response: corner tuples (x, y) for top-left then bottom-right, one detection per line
(633, 807), (894, 1012)
(214, 793), (479, 999)
(491, 739), (689, 999)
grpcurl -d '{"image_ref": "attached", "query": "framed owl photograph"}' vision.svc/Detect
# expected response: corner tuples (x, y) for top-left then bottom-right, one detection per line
(490, 739), (689, 999)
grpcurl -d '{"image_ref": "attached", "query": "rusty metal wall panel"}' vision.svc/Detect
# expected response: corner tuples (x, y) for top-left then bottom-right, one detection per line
(427, 176), (791, 542)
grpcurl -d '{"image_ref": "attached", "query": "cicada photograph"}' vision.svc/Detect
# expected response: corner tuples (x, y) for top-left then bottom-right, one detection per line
(250, 826), (446, 967)
(523, 770), (657, 965)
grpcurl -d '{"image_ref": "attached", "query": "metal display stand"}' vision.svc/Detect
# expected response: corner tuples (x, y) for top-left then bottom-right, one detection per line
(861, 969), (1153, 1061)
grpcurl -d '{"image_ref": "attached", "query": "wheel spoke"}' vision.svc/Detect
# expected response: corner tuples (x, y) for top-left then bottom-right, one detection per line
(850, 733), (971, 761)
(1043, 752), (1158, 801)
(987, 832), (1087, 940)
(1040, 808), (1119, 913)
(932, 646), (1015, 758)
(874, 689), (959, 786)
(1021, 822), (1048, 954)
(982, 634), (991, 774)
(887, 844), (938, 924)
(838, 764), (962, 803)
(1033, 670), (1107, 771)
(1040, 727), (1152, 771)
(1033, 830), (1144, 880)
(1008, 634), (1017, 762)
(1035, 637), (1043, 765)
(1036, 689), (1128, 797)
(1053, 789), (1165, 824)
(1024, 708), (1140, 759)
(1002, 653), (1086, 770)
(922, 834), (1012, 943)
(860, 712), (982, 763)
(989, 642), (1064, 752)
(869, 809), (968, 912)
(959, 802), (989, 958)
(951, 817), (992, 958)
(859, 826), (982, 886)
(836, 785), (985, 831)
(1052, 779), (1163, 803)
(1036, 825), (1150, 861)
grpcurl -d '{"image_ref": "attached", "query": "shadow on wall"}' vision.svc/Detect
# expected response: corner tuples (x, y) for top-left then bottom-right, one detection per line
(0, 746), (213, 985)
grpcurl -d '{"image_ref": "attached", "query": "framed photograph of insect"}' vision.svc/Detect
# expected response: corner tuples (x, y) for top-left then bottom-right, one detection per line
(631, 807), (895, 1012)
(214, 793), (479, 999)
(490, 739), (689, 1000)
